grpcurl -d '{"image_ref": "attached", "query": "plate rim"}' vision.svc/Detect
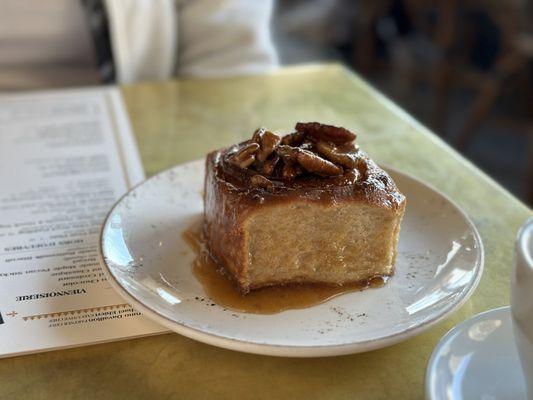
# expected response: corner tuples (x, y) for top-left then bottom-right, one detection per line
(98, 159), (485, 357)
(424, 306), (522, 400)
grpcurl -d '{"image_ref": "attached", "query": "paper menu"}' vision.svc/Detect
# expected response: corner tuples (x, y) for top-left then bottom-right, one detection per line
(0, 88), (166, 358)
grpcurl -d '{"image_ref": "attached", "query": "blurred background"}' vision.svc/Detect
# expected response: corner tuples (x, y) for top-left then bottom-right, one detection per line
(274, 0), (533, 206)
(0, 0), (531, 205)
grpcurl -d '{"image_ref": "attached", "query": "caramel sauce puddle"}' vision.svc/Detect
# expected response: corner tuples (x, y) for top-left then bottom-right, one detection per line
(183, 220), (386, 314)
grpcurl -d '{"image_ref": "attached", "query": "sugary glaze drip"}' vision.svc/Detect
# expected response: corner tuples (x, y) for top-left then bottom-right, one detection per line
(183, 220), (387, 314)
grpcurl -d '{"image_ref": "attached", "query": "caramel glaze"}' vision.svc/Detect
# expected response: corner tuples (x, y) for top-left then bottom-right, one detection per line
(184, 220), (388, 314)
(213, 141), (405, 209)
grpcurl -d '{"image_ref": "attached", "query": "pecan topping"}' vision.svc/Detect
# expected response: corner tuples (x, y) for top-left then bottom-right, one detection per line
(281, 161), (304, 181)
(296, 149), (343, 176)
(252, 127), (266, 142)
(256, 131), (281, 162)
(280, 131), (305, 146)
(250, 174), (274, 189)
(277, 145), (342, 176)
(315, 141), (358, 169)
(224, 122), (361, 184)
(260, 153), (280, 176)
(228, 142), (259, 169)
(275, 144), (299, 160)
(299, 140), (315, 151)
(295, 122), (356, 144)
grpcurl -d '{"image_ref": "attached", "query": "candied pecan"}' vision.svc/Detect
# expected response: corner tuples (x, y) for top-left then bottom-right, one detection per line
(295, 122), (356, 144)
(252, 127), (266, 143)
(299, 140), (314, 151)
(256, 131), (281, 162)
(228, 142), (259, 169)
(281, 162), (304, 181)
(280, 131), (306, 146)
(260, 154), (280, 176)
(315, 141), (358, 168)
(296, 149), (343, 176)
(275, 144), (299, 161)
(250, 174), (273, 189)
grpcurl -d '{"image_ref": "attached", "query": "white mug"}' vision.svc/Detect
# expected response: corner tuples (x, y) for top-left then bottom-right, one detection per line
(511, 217), (533, 399)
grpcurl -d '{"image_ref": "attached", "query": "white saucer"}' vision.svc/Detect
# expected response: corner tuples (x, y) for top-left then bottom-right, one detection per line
(426, 306), (527, 400)
(99, 160), (483, 357)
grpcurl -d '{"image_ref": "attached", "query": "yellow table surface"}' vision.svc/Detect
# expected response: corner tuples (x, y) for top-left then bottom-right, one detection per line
(1, 64), (531, 400)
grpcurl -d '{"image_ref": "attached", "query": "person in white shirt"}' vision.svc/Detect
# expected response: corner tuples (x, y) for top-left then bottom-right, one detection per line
(0, 0), (278, 90)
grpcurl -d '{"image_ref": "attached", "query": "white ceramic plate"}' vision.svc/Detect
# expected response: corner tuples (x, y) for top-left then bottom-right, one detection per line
(99, 160), (483, 357)
(426, 306), (527, 400)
